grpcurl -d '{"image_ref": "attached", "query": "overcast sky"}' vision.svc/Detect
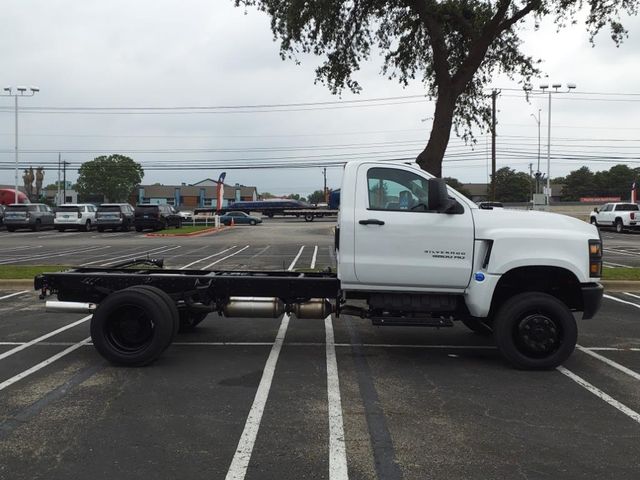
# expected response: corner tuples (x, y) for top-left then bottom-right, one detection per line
(1, 1), (640, 196)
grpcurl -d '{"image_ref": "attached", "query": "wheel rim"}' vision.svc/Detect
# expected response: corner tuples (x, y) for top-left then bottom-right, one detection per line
(617, 222), (622, 232)
(514, 313), (562, 358)
(105, 303), (155, 354)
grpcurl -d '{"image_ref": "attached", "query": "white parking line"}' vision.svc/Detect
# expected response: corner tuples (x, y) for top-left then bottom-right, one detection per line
(201, 245), (249, 270)
(604, 248), (640, 258)
(577, 345), (640, 381)
(603, 261), (633, 268)
(311, 245), (318, 269)
(557, 366), (640, 424)
(225, 314), (290, 480)
(81, 245), (174, 266)
(325, 316), (349, 479)
(623, 292), (640, 303)
(0, 245), (112, 265)
(287, 246), (305, 271)
(0, 315), (92, 361)
(0, 337), (91, 392)
(180, 246), (237, 270)
(100, 245), (182, 266)
(0, 291), (29, 301)
(604, 294), (640, 309)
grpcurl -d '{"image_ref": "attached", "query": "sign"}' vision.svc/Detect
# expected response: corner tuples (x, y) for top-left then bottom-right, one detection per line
(216, 172), (226, 212)
(579, 197), (621, 203)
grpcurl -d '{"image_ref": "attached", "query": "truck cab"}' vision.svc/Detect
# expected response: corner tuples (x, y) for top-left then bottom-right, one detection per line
(336, 161), (603, 368)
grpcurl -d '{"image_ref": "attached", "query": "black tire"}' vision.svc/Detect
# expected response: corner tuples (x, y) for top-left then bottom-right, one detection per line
(178, 310), (208, 332)
(32, 220), (41, 232)
(56, 227), (65, 232)
(615, 219), (624, 234)
(304, 214), (315, 222)
(97, 226), (104, 232)
(250, 220), (256, 225)
(176, 219), (182, 229)
(122, 221), (130, 232)
(493, 292), (577, 370)
(90, 287), (176, 366)
(461, 317), (493, 335)
(135, 226), (143, 232)
(127, 285), (180, 343)
(84, 220), (92, 232)
(6, 227), (15, 232)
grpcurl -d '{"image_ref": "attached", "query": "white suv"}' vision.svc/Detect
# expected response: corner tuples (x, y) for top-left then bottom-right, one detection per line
(55, 204), (97, 232)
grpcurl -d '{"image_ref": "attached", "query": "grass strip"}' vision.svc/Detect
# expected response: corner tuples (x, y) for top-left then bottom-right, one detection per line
(602, 267), (640, 281)
(0, 265), (70, 279)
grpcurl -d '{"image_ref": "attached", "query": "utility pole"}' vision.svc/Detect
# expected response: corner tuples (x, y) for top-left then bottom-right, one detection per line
(323, 167), (327, 203)
(57, 153), (61, 206)
(62, 160), (69, 204)
(529, 163), (533, 203)
(490, 90), (498, 201)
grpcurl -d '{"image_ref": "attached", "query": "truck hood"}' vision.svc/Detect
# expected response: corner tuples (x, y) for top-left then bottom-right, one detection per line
(472, 208), (598, 240)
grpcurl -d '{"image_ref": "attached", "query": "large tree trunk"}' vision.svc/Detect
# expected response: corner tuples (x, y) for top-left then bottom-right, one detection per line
(416, 89), (457, 178)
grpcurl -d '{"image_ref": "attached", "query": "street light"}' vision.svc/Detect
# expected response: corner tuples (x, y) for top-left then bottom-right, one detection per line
(530, 109), (542, 193)
(539, 82), (575, 205)
(0, 86), (40, 203)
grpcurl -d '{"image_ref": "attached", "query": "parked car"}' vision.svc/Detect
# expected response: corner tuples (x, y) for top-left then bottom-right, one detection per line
(134, 204), (182, 231)
(54, 204), (97, 231)
(3, 203), (55, 232)
(220, 211), (262, 226)
(178, 210), (193, 221)
(591, 202), (640, 233)
(477, 201), (504, 209)
(95, 203), (135, 232)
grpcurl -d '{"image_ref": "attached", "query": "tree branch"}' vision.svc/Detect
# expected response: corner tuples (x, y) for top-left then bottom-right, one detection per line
(408, 0), (452, 86)
(499, 0), (540, 31)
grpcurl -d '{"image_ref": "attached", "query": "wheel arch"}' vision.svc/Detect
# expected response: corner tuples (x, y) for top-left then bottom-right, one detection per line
(490, 266), (583, 316)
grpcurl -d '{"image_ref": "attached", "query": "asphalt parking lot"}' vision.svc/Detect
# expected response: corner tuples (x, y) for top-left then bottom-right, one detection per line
(0, 219), (639, 479)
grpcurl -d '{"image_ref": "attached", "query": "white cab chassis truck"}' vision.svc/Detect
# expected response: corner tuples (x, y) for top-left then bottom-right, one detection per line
(36, 160), (603, 370)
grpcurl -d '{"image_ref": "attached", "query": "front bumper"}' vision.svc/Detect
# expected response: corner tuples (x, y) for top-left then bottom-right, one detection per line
(581, 282), (604, 319)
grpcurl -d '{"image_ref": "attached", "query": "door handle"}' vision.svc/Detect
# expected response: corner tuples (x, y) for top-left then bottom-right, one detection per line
(359, 219), (385, 226)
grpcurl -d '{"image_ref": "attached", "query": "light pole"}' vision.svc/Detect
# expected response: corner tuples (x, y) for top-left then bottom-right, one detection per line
(539, 83), (575, 205)
(1, 86), (40, 203)
(530, 109), (541, 194)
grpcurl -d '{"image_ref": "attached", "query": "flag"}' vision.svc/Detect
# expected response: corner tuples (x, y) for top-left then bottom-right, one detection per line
(632, 181), (637, 204)
(216, 172), (226, 212)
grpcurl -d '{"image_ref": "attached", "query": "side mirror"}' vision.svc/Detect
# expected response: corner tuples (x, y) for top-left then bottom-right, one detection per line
(428, 178), (463, 214)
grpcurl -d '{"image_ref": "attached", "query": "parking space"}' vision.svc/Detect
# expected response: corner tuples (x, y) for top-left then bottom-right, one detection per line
(0, 220), (639, 479)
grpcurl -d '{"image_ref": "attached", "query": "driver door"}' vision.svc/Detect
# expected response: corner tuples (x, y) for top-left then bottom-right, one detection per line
(353, 164), (474, 290)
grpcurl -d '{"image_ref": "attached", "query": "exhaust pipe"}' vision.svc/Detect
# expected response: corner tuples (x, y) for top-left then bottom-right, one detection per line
(46, 300), (97, 313)
(223, 297), (334, 319)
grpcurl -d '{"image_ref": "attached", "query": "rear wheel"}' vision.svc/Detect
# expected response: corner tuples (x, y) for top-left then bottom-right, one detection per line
(97, 226), (105, 232)
(90, 287), (176, 366)
(493, 292), (577, 369)
(135, 226), (143, 232)
(32, 220), (41, 232)
(127, 285), (180, 343)
(304, 214), (315, 222)
(122, 221), (130, 232)
(615, 219), (624, 233)
(83, 220), (92, 232)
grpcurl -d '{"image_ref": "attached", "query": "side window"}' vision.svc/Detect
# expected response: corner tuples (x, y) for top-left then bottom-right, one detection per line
(367, 167), (429, 211)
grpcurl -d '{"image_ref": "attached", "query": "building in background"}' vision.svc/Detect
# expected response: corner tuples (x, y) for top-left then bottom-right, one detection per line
(132, 179), (258, 209)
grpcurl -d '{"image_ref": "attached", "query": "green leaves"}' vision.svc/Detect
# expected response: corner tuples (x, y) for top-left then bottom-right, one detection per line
(76, 155), (144, 203)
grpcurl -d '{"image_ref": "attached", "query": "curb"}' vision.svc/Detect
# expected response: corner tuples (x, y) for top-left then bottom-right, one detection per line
(145, 226), (232, 238)
(600, 280), (640, 292)
(0, 279), (34, 289)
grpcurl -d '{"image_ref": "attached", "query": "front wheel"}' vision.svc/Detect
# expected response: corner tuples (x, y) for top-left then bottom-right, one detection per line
(615, 219), (624, 234)
(493, 292), (577, 370)
(304, 214), (315, 222)
(250, 220), (256, 225)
